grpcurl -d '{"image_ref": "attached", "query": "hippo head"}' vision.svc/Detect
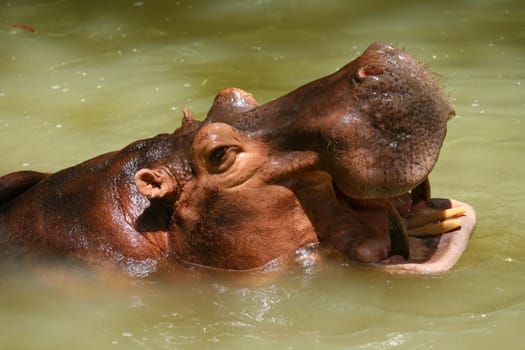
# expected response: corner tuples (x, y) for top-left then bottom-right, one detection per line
(134, 43), (472, 273)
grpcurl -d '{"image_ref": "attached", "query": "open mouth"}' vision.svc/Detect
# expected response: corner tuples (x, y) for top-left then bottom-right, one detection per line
(342, 178), (476, 274)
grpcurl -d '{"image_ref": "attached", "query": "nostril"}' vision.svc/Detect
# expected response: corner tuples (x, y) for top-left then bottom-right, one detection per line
(356, 66), (384, 81)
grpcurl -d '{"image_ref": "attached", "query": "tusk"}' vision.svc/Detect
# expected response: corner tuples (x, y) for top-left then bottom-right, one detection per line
(407, 206), (466, 228)
(407, 218), (462, 237)
(386, 202), (410, 259)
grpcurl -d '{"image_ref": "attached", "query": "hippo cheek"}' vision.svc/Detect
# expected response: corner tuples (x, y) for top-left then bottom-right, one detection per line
(170, 181), (319, 270)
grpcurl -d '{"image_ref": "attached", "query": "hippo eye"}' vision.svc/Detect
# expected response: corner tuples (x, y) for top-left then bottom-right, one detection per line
(207, 145), (238, 173)
(209, 146), (227, 164)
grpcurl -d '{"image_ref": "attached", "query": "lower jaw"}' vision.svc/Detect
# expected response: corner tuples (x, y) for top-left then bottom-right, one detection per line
(376, 198), (476, 275)
(338, 178), (475, 274)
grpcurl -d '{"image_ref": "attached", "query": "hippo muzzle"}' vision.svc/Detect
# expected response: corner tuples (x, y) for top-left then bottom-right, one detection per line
(322, 43), (456, 199)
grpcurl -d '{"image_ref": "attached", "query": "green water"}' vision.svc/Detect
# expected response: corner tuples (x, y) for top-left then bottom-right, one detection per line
(1, 0), (524, 349)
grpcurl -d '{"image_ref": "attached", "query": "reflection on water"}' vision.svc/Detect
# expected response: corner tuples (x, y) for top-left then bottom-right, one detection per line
(1, 0), (524, 349)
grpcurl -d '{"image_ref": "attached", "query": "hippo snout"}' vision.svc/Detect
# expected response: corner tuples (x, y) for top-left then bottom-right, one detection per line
(320, 42), (455, 199)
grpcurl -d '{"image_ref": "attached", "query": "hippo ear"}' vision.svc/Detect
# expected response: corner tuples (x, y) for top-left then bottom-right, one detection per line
(134, 168), (177, 199)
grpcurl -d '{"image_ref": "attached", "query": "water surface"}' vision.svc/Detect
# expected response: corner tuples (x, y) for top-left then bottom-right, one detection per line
(1, 1), (524, 349)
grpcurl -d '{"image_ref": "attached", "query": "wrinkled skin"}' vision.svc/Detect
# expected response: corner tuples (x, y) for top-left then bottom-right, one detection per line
(0, 43), (475, 275)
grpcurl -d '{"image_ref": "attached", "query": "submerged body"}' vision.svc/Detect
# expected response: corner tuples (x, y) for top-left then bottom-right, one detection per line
(0, 43), (475, 275)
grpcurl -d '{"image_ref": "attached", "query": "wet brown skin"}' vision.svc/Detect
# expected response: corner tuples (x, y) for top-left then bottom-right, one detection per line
(0, 120), (199, 272)
(0, 43), (475, 275)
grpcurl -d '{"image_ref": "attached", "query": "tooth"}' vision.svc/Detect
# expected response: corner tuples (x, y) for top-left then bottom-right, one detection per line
(407, 206), (466, 228)
(407, 218), (462, 237)
(386, 202), (410, 259)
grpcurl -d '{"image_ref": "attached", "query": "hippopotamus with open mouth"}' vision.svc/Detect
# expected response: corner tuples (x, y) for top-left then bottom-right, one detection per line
(0, 43), (475, 276)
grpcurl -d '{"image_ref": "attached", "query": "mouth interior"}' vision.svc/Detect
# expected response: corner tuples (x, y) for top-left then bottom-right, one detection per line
(332, 178), (466, 264)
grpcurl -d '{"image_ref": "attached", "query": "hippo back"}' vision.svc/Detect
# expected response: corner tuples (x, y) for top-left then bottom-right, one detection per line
(0, 171), (49, 208)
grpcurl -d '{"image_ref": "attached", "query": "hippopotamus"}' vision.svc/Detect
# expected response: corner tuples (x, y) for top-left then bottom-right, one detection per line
(0, 43), (475, 276)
